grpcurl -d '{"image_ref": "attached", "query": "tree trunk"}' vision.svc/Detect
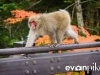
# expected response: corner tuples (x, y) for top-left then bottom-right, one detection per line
(75, 0), (84, 27)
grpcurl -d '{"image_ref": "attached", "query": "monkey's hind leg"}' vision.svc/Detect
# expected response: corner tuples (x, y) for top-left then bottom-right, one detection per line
(65, 27), (79, 44)
(55, 30), (65, 47)
(49, 32), (62, 48)
(49, 33), (57, 48)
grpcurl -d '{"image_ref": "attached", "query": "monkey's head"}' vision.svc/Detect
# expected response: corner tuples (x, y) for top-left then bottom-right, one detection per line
(28, 15), (41, 29)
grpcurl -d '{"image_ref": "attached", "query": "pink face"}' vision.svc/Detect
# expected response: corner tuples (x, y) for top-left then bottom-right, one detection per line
(30, 21), (36, 28)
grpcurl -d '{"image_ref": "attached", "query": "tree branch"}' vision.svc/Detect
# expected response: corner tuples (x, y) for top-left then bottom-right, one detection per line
(85, 27), (98, 32)
(64, 3), (75, 10)
(64, 0), (89, 10)
(71, 4), (76, 20)
(26, 0), (42, 10)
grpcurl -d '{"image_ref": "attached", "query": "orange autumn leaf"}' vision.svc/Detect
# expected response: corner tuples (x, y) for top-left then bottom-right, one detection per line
(80, 26), (90, 37)
(66, 72), (72, 75)
(4, 10), (40, 24)
(80, 71), (85, 75)
(72, 25), (78, 34)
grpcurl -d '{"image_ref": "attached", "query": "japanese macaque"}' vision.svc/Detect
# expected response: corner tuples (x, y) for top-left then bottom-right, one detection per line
(25, 10), (78, 47)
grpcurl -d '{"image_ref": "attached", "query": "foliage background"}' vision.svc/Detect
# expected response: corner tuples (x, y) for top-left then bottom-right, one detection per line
(0, 0), (100, 75)
(0, 0), (100, 48)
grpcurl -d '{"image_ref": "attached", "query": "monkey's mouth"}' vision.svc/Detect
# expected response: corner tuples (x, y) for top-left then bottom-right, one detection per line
(30, 21), (36, 28)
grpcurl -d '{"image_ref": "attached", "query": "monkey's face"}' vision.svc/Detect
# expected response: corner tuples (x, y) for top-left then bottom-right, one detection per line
(29, 21), (36, 29)
(28, 15), (40, 29)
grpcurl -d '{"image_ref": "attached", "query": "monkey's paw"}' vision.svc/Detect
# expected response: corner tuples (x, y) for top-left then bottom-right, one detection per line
(49, 43), (61, 48)
(74, 41), (79, 44)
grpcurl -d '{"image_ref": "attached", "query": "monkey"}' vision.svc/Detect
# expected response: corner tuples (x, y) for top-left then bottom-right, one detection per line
(25, 10), (78, 48)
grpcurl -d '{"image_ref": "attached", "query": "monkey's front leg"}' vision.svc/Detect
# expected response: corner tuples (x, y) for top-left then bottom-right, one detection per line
(24, 29), (36, 58)
(25, 29), (36, 47)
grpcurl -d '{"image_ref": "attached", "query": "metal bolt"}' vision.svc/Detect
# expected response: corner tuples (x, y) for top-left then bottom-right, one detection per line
(96, 50), (98, 51)
(50, 58), (54, 63)
(57, 66), (61, 71)
(57, 58), (60, 62)
(90, 50), (93, 52)
(25, 61), (28, 66)
(50, 67), (54, 72)
(33, 60), (37, 65)
(32, 69), (37, 74)
(25, 70), (29, 75)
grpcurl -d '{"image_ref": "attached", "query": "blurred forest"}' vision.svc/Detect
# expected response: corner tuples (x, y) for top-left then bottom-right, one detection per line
(0, 0), (100, 48)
